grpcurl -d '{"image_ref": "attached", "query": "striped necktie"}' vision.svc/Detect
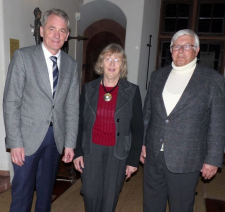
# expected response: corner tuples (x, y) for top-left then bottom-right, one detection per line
(50, 56), (59, 98)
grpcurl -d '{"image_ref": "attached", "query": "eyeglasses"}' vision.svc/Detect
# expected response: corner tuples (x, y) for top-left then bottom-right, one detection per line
(104, 57), (121, 64)
(170, 44), (196, 51)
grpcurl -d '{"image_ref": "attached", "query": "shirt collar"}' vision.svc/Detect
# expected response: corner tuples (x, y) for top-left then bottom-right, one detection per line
(42, 43), (61, 60)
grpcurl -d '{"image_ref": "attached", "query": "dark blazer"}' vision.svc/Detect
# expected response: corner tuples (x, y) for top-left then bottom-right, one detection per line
(3, 44), (79, 155)
(75, 76), (144, 167)
(143, 64), (225, 173)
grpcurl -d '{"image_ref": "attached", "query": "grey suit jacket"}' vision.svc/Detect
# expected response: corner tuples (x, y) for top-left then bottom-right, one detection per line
(75, 77), (144, 167)
(3, 44), (79, 156)
(143, 64), (225, 173)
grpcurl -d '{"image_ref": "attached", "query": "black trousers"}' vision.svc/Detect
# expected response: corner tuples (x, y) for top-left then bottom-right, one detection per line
(81, 143), (127, 212)
(144, 152), (199, 212)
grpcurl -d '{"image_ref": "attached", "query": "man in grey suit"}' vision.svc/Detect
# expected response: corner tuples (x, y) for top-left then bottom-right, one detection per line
(140, 29), (225, 212)
(3, 9), (79, 212)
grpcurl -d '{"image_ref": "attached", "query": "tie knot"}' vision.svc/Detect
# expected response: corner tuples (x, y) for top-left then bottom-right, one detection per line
(50, 56), (57, 63)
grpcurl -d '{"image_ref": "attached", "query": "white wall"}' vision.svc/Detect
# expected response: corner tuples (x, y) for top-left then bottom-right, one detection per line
(106, 0), (145, 86)
(0, 0), (11, 176)
(138, 0), (161, 103)
(3, 0), (80, 72)
(107, 0), (161, 102)
(1, 0), (79, 181)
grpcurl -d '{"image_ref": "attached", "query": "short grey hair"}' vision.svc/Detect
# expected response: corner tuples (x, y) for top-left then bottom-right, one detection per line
(42, 8), (70, 31)
(170, 29), (200, 50)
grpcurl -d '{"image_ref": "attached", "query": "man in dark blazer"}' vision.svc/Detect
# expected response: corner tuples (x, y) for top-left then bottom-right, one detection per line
(140, 29), (225, 212)
(3, 9), (79, 212)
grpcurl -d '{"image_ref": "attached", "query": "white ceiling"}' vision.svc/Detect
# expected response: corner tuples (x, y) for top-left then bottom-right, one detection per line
(78, 1), (127, 34)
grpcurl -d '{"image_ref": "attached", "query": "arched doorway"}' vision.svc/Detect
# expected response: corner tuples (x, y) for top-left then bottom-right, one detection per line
(81, 19), (126, 85)
(84, 31), (123, 83)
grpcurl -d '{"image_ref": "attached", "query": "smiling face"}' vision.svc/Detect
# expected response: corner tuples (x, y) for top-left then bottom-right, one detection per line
(171, 35), (200, 67)
(102, 53), (122, 81)
(40, 14), (69, 55)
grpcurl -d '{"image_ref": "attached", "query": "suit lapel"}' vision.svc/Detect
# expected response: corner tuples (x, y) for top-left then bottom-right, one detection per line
(86, 77), (102, 115)
(169, 65), (200, 116)
(115, 79), (130, 114)
(85, 78), (130, 115)
(32, 45), (52, 98)
(154, 66), (172, 118)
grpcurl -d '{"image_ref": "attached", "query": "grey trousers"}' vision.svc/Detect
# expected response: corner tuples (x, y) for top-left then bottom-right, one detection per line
(81, 143), (127, 212)
(144, 152), (199, 212)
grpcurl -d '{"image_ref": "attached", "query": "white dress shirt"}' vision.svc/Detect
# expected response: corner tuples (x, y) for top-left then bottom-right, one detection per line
(42, 43), (61, 94)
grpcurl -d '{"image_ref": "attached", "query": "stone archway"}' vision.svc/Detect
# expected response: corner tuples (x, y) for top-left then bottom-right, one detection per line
(81, 19), (126, 85)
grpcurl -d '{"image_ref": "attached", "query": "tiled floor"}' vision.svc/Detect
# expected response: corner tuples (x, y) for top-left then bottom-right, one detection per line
(51, 156), (225, 211)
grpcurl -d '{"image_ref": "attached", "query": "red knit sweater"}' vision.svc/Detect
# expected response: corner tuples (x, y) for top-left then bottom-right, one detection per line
(92, 84), (119, 146)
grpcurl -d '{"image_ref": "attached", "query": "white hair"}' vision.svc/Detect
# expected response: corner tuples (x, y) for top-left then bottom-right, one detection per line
(170, 29), (200, 50)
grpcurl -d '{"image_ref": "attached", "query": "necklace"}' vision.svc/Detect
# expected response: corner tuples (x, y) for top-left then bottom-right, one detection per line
(102, 79), (119, 102)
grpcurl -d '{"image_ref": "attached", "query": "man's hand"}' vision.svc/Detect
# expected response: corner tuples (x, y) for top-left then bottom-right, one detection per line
(140, 145), (146, 164)
(73, 156), (84, 173)
(201, 163), (218, 180)
(11, 147), (25, 166)
(125, 165), (138, 180)
(62, 147), (74, 163)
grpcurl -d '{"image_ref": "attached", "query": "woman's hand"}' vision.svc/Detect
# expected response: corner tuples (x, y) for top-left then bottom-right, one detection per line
(73, 156), (84, 173)
(125, 165), (138, 180)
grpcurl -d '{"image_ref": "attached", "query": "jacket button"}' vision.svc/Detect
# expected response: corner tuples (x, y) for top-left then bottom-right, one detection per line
(117, 133), (120, 136)
(117, 119), (120, 122)
(165, 119), (169, 124)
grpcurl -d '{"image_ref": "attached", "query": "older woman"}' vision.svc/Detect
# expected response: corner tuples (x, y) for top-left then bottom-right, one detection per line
(74, 43), (143, 212)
